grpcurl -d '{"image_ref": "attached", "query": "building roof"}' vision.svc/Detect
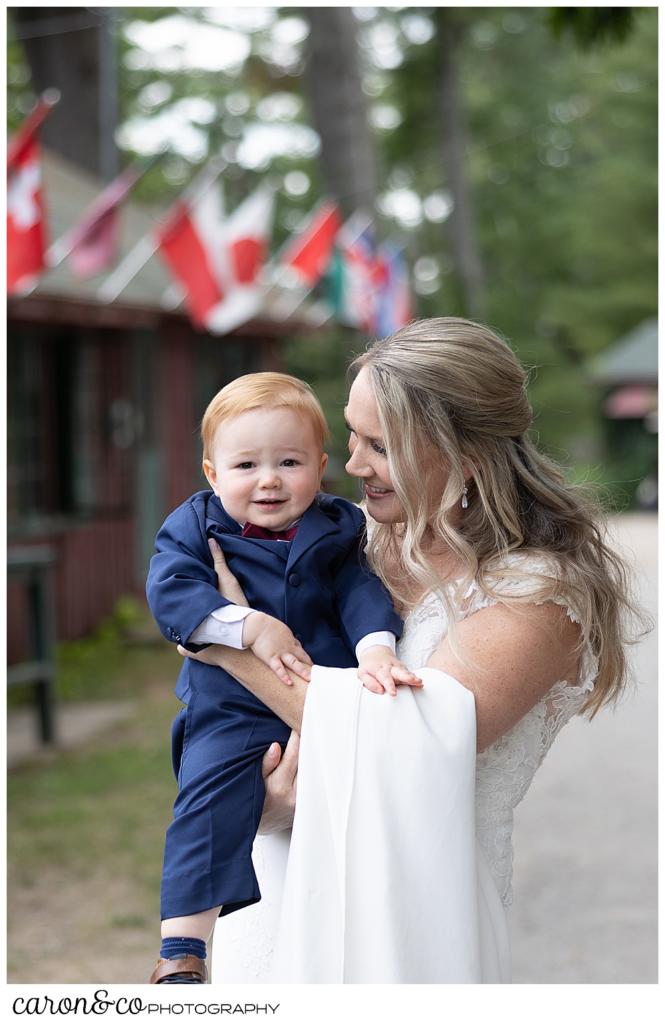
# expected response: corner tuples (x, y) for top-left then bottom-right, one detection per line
(591, 318), (658, 386)
(10, 149), (331, 334)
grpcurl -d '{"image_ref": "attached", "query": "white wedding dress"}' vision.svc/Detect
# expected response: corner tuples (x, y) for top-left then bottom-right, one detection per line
(212, 554), (597, 983)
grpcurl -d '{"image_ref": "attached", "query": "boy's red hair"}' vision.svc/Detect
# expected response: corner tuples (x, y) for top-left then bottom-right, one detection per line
(201, 372), (330, 466)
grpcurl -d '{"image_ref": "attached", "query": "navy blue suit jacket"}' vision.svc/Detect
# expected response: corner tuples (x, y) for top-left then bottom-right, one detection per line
(146, 490), (402, 707)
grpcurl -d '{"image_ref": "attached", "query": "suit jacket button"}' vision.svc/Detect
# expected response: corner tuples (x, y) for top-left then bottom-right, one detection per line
(288, 572), (300, 587)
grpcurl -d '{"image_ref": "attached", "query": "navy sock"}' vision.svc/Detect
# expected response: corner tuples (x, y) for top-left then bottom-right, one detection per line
(160, 937), (207, 961)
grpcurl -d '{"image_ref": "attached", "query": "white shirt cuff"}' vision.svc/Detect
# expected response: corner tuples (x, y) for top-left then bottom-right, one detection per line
(355, 631), (396, 659)
(189, 605), (254, 649)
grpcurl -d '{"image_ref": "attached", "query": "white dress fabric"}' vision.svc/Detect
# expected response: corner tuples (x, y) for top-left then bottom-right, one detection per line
(213, 554), (597, 983)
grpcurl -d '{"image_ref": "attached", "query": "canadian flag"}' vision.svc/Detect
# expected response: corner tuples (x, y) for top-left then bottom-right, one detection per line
(7, 102), (54, 294)
(156, 182), (274, 334)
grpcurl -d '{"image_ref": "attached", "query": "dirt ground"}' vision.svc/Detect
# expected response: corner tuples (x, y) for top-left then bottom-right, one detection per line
(9, 868), (158, 984)
(7, 673), (178, 986)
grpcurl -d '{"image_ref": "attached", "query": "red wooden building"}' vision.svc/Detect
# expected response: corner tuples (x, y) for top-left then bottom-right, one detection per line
(7, 151), (329, 659)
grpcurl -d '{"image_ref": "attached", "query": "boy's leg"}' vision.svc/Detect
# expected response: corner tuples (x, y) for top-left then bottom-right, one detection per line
(150, 906), (222, 984)
(161, 906), (222, 942)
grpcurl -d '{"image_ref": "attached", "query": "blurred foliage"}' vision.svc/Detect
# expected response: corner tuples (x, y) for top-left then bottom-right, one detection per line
(54, 596), (164, 702)
(6, 6), (657, 507)
(546, 7), (639, 48)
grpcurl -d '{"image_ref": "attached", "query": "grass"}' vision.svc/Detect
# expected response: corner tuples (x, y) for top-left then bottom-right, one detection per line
(7, 617), (187, 983)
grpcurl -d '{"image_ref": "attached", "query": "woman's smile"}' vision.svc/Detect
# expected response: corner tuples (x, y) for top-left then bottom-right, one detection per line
(364, 484), (393, 499)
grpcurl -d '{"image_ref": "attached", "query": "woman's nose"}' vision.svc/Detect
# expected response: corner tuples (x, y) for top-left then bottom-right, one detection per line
(345, 445), (371, 478)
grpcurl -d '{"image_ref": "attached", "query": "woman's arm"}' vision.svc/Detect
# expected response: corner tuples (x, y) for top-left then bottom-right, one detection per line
(427, 601), (581, 752)
(184, 538), (308, 730)
(179, 643), (307, 732)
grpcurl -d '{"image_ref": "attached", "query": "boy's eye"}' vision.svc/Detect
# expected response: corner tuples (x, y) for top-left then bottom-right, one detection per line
(281, 459), (299, 467)
(236, 462), (254, 470)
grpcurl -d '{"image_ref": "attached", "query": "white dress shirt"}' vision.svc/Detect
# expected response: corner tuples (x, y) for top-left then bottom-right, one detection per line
(189, 605), (395, 659)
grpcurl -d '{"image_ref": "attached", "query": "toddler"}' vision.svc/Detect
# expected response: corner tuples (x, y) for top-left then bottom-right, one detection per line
(147, 372), (419, 983)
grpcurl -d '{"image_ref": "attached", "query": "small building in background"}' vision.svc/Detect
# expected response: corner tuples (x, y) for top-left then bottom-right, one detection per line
(591, 318), (658, 509)
(8, 150), (330, 659)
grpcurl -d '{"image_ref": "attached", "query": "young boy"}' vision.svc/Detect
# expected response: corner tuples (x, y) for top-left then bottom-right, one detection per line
(147, 372), (419, 984)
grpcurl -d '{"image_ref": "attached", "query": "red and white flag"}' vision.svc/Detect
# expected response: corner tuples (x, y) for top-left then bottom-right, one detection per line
(7, 93), (58, 294)
(156, 181), (274, 334)
(278, 201), (340, 288)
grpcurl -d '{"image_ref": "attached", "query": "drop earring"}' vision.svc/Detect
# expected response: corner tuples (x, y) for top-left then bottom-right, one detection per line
(461, 484), (469, 510)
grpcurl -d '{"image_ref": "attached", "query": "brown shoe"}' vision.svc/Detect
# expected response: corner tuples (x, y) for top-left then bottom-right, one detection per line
(150, 955), (208, 984)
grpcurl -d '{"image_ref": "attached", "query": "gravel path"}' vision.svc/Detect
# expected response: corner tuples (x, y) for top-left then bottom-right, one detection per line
(510, 514), (658, 982)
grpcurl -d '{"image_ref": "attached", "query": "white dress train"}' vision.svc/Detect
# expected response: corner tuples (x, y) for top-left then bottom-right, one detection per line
(213, 667), (509, 983)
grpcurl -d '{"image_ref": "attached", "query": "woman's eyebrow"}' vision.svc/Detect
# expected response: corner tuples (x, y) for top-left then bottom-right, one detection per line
(343, 409), (383, 445)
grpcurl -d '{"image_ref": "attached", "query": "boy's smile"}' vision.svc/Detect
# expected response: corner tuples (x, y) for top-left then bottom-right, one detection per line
(203, 406), (328, 531)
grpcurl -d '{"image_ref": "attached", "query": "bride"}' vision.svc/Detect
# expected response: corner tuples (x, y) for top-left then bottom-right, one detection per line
(181, 317), (637, 983)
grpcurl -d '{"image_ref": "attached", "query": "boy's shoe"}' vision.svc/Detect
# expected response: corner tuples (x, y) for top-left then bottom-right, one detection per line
(149, 955), (208, 984)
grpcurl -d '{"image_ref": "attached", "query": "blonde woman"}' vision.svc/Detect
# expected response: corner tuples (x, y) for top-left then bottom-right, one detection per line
(180, 318), (638, 983)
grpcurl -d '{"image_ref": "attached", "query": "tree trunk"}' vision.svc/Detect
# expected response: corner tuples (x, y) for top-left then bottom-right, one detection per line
(436, 10), (485, 317)
(11, 7), (117, 179)
(301, 8), (377, 217)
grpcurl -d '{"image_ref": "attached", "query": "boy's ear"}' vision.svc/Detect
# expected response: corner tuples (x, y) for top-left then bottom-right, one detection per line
(319, 452), (329, 481)
(203, 459), (218, 493)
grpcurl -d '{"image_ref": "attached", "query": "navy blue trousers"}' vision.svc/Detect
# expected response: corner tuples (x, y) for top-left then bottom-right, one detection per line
(161, 690), (290, 921)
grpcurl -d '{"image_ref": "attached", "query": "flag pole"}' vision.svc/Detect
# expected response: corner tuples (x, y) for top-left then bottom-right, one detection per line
(160, 281), (185, 310)
(7, 88), (60, 170)
(97, 155), (227, 304)
(97, 235), (160, 303)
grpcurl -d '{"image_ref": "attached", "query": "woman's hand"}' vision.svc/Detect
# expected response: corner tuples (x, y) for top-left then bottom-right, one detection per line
(208, 537), (248, 604)
(258, 732), (299, 834)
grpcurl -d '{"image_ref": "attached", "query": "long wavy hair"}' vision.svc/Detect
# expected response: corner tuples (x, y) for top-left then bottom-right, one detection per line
(351, 317), (644, 717)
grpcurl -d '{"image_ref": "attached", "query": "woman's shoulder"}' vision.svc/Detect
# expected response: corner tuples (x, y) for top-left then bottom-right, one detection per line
(468, 548), (582, 622)
(462, 549), (597, 698)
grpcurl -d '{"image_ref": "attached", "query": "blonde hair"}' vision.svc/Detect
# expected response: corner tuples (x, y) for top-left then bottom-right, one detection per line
(201, 372), (330, 467)
(352, 317), (644, 718)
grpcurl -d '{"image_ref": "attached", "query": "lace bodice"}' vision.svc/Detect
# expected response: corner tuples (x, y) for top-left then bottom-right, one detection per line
(397, 556), (598, 906)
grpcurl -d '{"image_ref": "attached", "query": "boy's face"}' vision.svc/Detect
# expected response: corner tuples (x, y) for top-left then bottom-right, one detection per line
(204, 406), (328, 530)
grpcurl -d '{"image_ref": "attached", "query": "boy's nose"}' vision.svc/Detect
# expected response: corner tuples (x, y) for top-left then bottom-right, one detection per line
(259, 470), (281, 488)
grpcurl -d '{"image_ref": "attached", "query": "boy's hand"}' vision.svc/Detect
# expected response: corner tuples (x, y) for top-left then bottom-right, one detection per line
(243, 611), (312, 686)
(357, 645), (423, 697)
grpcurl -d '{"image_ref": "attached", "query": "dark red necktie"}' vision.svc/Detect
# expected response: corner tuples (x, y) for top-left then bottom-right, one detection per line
(241, 522), (298, 541)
